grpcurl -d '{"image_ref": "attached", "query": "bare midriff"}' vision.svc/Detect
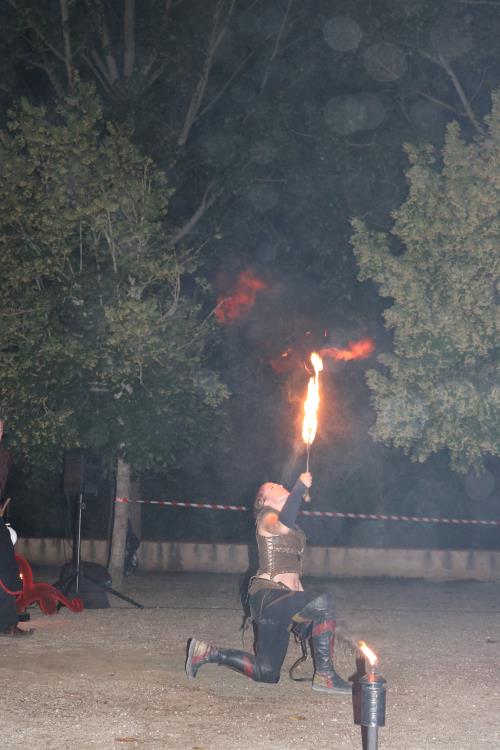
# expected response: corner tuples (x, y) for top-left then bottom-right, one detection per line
(258, 571), (303, 591)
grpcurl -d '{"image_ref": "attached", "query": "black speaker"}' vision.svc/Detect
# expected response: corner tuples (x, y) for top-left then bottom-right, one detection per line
(63, 450), (100, 495)
(56, 562), (111, 609)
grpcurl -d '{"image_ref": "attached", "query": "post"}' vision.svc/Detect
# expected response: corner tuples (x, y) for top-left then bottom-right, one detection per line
(75, 492), (84, 593)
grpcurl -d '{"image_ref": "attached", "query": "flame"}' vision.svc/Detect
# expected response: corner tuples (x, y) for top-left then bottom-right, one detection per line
(302, 352), (323, 446)
(270, 337), (375, 375)
(319, 338), (375, 362)
(358, 640), (378, 667)
(215, 270), (266, 323)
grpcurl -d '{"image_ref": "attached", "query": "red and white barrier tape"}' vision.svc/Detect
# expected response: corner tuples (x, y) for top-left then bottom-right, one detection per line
(115, 498), (500, 526)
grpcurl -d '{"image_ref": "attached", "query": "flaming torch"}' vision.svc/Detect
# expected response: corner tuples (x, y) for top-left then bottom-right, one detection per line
(358, 641), (387, 750)
(301, 352), (323, 501)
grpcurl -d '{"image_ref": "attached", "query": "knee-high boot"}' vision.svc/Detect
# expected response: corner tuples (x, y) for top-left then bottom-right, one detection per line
(311, 619), (351, 694)
(185, 638), (280, 683)
(187, 639), (254, 678)
(293, 593), (351, 695)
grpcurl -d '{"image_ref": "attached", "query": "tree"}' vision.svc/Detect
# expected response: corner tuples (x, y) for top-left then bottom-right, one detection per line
(3, 0), (500, 307)
(0, 84), (228, 586)
(2, 0), (500, 528)
(351, 94), (500, 473)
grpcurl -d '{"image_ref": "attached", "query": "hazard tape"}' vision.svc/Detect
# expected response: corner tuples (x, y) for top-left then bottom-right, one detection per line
(116, 498), (246, 512)
(115, 497), (500, 526)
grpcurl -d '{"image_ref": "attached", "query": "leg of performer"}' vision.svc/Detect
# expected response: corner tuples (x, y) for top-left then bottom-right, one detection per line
(292, 592), (351, 695)
(185, 590), (294, 684)
(185, 617), (289, 684)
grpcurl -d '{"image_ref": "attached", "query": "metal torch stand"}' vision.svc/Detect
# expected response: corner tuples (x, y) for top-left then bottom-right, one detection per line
(360, 672), (387, 750)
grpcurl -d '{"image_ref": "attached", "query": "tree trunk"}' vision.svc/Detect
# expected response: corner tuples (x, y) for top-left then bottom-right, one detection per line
(59, 0), (73, 88)
(108, 457), (131, 590)
(123, 0), (135, 79)
(177, 0), (235, 147)
(128, 477), (141, 541)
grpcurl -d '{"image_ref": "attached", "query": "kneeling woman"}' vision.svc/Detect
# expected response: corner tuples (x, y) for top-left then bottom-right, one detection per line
(185, 472), (351, 694)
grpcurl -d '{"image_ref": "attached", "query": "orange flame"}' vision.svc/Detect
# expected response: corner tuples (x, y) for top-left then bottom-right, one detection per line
(319, 338), (375, 362)
(358, 640), (378, 667)
(215, 270), (266, 323)
(302, 352), (323, 446)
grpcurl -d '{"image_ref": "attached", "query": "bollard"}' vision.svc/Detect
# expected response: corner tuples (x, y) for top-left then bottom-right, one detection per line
(360, 672), (387, 750)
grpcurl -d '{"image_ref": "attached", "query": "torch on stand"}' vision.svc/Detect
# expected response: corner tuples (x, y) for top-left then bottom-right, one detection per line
(358, 641), (387, 750)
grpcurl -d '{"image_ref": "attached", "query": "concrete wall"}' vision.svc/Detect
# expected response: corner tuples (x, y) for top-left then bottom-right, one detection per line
(15, 538), (500, 581)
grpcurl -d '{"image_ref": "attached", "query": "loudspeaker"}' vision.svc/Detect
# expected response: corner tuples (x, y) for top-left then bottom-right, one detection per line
(56, 562), (111, 609)
(63, 450), (100, 495)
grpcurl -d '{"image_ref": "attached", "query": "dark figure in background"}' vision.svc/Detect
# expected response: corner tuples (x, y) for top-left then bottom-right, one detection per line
(185, 472), (351, 694)
(0, 498), (32, 636)
(0, 417), (32, 636)
(124, 520), (140, 575)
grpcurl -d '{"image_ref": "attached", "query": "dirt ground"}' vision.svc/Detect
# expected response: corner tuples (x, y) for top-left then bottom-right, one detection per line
(1, 568), (499, 750)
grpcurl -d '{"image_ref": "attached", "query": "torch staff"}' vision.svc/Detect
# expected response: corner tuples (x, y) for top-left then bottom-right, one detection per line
(302, 352), (323, 503)
(303, 442), (311, 502)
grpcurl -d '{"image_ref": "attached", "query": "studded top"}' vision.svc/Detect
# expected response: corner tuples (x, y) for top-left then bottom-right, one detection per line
(255, 509), (306, 578)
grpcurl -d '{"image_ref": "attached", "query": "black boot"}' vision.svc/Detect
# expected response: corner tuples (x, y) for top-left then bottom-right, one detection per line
(311, 620), (351, 695)
(185, 638), (219, 678)
(186, 639), (258, 680)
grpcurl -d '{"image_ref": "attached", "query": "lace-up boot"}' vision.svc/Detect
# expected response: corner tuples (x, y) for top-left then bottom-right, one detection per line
(185, 638), (219, 678)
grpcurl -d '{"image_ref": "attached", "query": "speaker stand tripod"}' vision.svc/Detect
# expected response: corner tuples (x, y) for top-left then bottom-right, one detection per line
(59, 492), (143, 609)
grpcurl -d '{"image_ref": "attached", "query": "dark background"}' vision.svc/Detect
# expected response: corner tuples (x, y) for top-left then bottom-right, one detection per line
(1, 0), (498, 549)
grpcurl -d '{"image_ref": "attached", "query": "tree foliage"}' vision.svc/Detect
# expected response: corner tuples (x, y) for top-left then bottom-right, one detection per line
(351, 94), (500, 472)
(1, 1), (500, 524)
(0, 84), (228, 476)
(4, 0), (500, 303)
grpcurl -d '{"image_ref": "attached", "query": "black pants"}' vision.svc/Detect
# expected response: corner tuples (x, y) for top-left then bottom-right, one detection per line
(249, 589), (313, 681)
(0, 589), (18, 631)
(214, 588), (336, 683)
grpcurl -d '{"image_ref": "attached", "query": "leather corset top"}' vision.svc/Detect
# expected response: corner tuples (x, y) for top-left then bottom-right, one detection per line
(255, 509), (306, 578)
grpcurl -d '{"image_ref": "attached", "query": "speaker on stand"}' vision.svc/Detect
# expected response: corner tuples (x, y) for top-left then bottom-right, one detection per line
(58, 450), (142, 609)
(62, 449), (99, 594)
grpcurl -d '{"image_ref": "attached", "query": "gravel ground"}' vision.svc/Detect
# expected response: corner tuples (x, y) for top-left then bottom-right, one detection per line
(1, 568), (499, 750)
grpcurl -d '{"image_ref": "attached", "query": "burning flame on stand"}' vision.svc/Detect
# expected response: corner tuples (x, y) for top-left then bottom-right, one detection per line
(215, 270), (266, 323)
(358, 640), (378, 671)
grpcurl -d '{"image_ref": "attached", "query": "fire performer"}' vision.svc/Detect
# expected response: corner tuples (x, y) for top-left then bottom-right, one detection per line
(185, 471), (351, 694)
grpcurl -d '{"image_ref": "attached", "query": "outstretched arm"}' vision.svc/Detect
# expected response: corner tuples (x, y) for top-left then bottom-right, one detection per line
(280, 473), (311, 529)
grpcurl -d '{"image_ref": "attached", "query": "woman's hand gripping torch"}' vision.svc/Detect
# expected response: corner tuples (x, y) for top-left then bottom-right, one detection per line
(301, 352), (323, 502)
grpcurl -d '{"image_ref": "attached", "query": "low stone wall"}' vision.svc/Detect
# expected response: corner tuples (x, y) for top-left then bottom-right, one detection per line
(15, 537), (500, 581)
(16, 537), (109, 567)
